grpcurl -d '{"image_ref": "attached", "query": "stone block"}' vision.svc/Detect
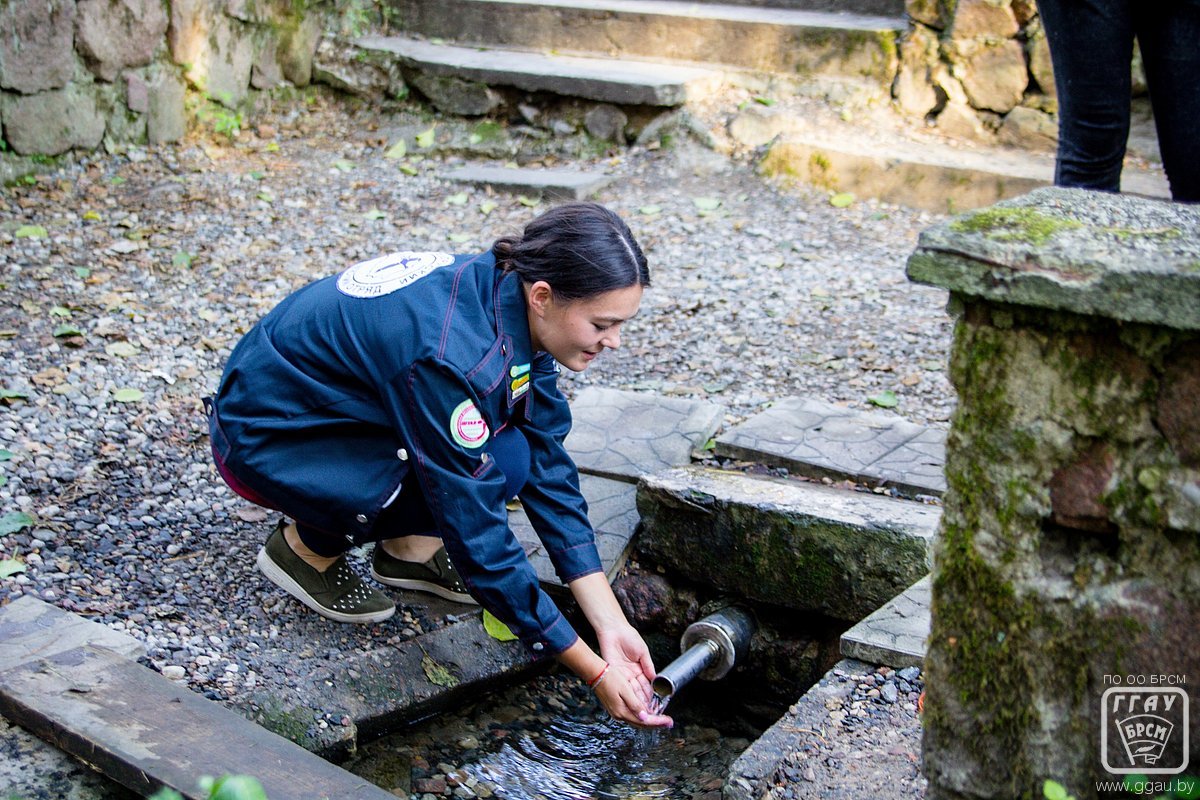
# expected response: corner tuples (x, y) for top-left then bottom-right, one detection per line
(410, 73), (501, 116)
(444, 166), (611, 201)
(0, 0), (76, 94)
(204, 15), (255, 106)
(951, 37), (1027, 113)
(948, 0), (1019, 39)
(727, 104), (796, 148)
(1, 84), (107, 156)
(0, 595), (144, 672)
(565, 387), (725, 483)
(840, 575), (930, 667)
(1155, 341), (1200, 467)
(125, 73), (150, 113)
(997, 105), (1057, 152)
(1026, 17), (1056, 98)
(907, 187), (1200, 330)
(715, 396), (946, 496)
(278, 14), (321, 87)
(313, 38), (406, 100)
(147, 68), (187, 144)
(76, 0), (169, 82)
(636, 467), (940, 621)
(892, 23), (940, 117)
(584, 104), (628, 143)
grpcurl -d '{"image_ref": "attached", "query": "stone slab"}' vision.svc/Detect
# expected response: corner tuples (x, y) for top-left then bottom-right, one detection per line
(389, 0), (903, 84)
(637, 467), (940, 621)
(1, 714), (135, 800)
(356, 35), (722, 106)
(0, 594), (145, 672)
(240, 610), (543, 748)
(510, 474), (639, 588)
(444, 166), (612, 200)
(907, 186), (1200, 331)
(725, 658), (924, 800)
(715, 396), (946, 497)
(840, 575), (930, 668)
(566, 386), (726, 483)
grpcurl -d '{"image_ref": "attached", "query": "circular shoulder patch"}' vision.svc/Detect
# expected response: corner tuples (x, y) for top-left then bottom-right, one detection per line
(450, 399), (490, 449)
(336, 251), (454, 298)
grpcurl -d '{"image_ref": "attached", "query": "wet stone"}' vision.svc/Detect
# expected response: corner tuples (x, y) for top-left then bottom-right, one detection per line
(839, 576), (931, 669)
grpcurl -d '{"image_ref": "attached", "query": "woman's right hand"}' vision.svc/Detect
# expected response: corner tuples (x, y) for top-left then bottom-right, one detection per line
(592, 664), (673, 729)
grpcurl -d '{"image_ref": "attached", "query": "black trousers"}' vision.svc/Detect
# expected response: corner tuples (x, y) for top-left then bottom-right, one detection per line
(1037, 0), (1200, 202)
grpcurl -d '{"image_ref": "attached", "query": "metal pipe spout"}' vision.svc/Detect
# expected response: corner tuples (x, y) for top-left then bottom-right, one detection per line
(651, 606), (755, 700)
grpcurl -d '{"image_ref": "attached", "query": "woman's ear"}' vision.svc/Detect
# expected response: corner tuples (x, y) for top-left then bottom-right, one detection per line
(526, 280), (554, 317)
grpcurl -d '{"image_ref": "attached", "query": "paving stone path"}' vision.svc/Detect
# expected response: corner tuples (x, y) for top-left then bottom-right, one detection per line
(716, 396), (946, 496)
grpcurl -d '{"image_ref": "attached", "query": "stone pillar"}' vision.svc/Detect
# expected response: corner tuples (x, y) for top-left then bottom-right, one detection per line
(906, 188), (1200, 799)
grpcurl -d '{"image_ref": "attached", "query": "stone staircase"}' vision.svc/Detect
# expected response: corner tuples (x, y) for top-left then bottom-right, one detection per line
(328, 0), (1172, 210)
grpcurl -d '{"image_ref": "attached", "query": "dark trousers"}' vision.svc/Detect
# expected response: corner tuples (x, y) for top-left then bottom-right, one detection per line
(1037, 0), (1200, 202)
(294, 425), (532, 557)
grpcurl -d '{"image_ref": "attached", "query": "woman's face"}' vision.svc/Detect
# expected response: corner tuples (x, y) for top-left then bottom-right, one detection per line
(527, 282), (643, 372)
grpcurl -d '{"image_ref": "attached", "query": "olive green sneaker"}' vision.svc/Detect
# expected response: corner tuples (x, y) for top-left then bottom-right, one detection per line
(370, 545), (477, 605)
(256, 522), (396, 624)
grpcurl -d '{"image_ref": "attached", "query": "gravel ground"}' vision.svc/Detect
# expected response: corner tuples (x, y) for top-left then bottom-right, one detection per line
(0, 84), (953, 787)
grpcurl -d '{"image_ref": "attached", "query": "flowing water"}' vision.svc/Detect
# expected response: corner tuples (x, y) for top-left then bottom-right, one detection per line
(344, 671), (751, 799)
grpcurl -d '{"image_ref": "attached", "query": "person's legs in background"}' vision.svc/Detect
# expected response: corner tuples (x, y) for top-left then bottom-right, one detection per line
(1135, 2), (1200, 202)
(1037, 0), (1136, 191)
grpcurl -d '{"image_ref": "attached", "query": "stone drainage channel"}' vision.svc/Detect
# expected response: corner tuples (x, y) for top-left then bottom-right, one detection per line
(0, 387), (936, 799)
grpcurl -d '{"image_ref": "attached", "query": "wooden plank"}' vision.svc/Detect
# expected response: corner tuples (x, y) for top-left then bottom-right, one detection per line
(0, 644), (395, 800)
(0, 594), (144, 672)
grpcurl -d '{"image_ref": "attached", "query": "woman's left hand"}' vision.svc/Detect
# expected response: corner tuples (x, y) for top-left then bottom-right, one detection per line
(596, 624), (673, 728)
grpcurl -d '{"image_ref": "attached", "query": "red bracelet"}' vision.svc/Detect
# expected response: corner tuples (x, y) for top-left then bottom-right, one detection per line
(587, 663), (610, 688)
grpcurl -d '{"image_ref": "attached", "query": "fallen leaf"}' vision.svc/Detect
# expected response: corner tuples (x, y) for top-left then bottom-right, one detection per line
(112, 388), (144, 403)
(482, 609), (518, 642)
(0, 557), (26, 578)
(31, 368), (66, 387)
(0, 511), (35, 536)
(363, 209), (387, 221)
(108, 240), (140, 254)
(639, 205), (662, 216)
(829, 192), (856, 208)
(50, 306), (72, 318)
(398, 163), (419, 176)
(332, 159), (355, 172)
(198, 308), (218, 322)
(868, 390), (899, 408)
(384, 140), (408, 159)
(479, 201), (498, 216)
(15, 225), (48, 239)
(421, 654), (459, 687)
(446, 192), (469, 206)
(172, 251), (195, 269)
(448, 233), (470, 243)
(105, 341), (140, 357)
(0, 449), (14, 462)
(516, 195), (540, 207)
(53, 324), (84, 338)
(693, 197), (720, 211)
(236, 507), (269, 523)
(415, 127), (436, 148)
(82, 211), (102, 222)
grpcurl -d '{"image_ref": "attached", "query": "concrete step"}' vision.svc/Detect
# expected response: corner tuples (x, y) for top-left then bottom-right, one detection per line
(356, 35), (723, 106)
(839, 575), (930, 668)
(682, 0), (905, 15)
(389, 0), (904, 84)
(444, 165), (612, 200)
(636, 466), (940, 622)
(715, 395), (946, 497)
(733, 104), (1172, 210)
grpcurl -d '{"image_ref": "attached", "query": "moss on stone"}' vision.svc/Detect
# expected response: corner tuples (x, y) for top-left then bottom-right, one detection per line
(950, 207), (1083, 245)
(255, 701), (318, 747)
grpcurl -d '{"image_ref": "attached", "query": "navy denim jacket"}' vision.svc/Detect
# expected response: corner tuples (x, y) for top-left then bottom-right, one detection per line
(209, 251), (602, 656)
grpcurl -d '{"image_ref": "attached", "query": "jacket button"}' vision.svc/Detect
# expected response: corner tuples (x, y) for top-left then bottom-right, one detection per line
(397, 448), (409, 461)
(531, 642), (544, 652)
(355, 513), (368, 524)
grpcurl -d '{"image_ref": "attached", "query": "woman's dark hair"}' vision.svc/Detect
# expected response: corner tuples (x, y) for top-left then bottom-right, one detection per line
(492, 202), (650, 301)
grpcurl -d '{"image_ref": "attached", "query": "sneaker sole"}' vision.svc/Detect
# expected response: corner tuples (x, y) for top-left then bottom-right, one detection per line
(370, 569), (478, 605)
(257, 547), (396, 624)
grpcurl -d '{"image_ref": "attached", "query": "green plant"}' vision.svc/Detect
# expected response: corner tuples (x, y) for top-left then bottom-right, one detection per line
(195, 95), (245, 141)
(149, 774), (268, 800)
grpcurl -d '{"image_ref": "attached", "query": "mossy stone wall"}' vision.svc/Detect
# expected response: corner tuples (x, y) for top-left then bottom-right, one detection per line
(908, 188), (1200, 799)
